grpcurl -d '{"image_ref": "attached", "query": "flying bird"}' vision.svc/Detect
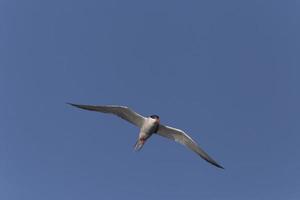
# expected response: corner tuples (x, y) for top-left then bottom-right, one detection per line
(68, 103), (224, 169)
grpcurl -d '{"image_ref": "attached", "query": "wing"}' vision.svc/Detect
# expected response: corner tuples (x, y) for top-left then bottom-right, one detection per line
(157, 124), (224, 169)
(68, 103), (146, 128)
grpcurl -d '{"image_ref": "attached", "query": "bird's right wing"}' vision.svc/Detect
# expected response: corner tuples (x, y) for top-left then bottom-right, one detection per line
(68, 103), (146, 128)
(157, 124), (224, 169)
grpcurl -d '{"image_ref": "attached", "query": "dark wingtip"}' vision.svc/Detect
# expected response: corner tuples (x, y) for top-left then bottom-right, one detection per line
(205, 158), (224, 169)
(66, 102), (85, 110)
(216, 164), (225, 170)
(66, 102), (78, 107)
(213, 162), (225, 170)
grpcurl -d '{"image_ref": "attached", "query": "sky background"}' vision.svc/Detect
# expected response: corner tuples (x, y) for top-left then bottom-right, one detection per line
(1, 0), (300, 199)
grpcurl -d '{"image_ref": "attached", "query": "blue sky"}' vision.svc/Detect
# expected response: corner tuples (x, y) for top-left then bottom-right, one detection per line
(1, 0), (299, 199)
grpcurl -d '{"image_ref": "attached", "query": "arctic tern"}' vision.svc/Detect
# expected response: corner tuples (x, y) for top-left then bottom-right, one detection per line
(68, 103), (224, 169)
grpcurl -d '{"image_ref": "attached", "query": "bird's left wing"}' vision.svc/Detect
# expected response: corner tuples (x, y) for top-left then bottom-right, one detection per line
(156, 124), (224, 169)
(68, 103), (146, 128)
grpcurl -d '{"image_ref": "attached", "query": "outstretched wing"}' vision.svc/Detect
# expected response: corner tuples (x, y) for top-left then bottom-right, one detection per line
(157, 124), (224, 169)
(68, 103), (146, 128)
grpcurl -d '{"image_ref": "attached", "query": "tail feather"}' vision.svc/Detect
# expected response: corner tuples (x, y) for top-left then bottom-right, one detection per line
(134, 139), (144, 151)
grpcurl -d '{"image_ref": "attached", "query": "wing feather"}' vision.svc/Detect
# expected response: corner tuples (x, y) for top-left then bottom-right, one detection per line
(157, 124), (224, 169)
(68, 103), (145, 128)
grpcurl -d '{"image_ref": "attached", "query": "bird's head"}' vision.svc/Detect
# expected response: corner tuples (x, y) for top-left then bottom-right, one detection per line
(150, 115), (160, 123)
(150, 115), (159, 119)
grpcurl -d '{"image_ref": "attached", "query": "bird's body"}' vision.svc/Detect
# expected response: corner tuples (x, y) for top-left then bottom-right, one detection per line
(68, 103), (224, 169)
(140, 116), (159, 137)
(135, 115), (159, 151)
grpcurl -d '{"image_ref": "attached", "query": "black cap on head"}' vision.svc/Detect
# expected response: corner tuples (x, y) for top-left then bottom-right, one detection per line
(150, 115), (160, 119)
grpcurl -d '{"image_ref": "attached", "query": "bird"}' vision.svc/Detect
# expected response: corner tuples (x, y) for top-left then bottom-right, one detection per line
(67, 103), (224, 169)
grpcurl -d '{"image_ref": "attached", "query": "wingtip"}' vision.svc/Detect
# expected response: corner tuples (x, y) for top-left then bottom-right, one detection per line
(66, 102), (84, 110)
(66, 102), (77, 107)
(207, 159), (224, 169)
(218, 165), (225, 170)
(214, 163), (225, 170)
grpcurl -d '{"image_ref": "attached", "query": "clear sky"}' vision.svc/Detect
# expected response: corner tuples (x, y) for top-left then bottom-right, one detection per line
(1, 0), (299, 199)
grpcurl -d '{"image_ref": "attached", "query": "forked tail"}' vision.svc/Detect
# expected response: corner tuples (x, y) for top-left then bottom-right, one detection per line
(134, 139), (145, 151)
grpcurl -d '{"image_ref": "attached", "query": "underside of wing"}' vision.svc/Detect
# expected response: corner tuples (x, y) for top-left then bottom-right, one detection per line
(157, 124), (224, 169)
(68, 103), (146, 128)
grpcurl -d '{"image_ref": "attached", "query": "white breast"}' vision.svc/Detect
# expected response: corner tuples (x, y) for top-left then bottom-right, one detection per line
(141, 117), (157, 134)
